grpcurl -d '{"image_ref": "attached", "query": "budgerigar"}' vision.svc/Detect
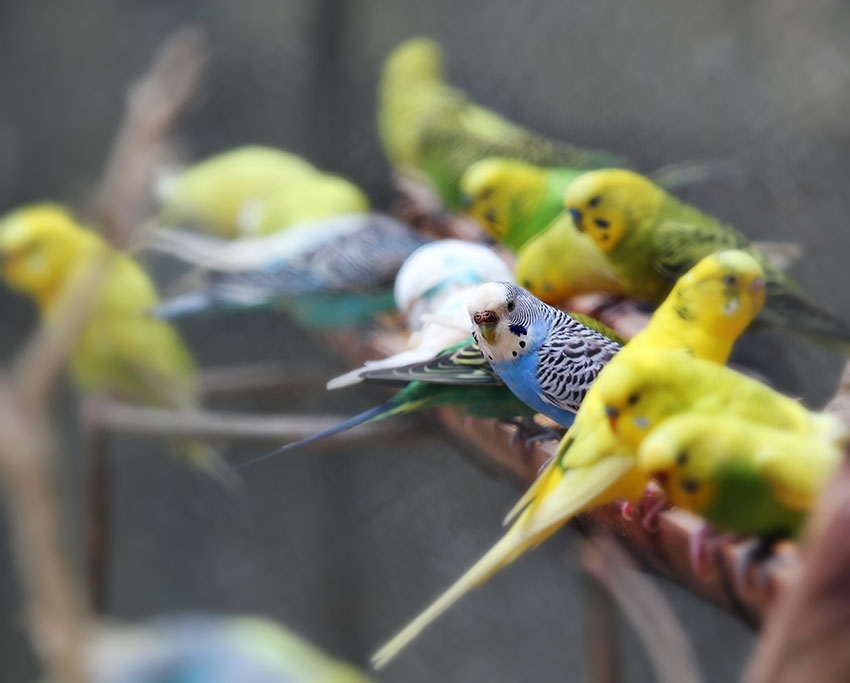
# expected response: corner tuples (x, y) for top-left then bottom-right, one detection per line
(378, 38), (622, 209)
(371, 250), (766, 668)
(459, 157), (713, 253)
(514, 212), (625, 303)
(239, 338), (537, 469)
(459, 158), (586, 251)
(564, 168), (850, 349)
(467, 282), (623, 427)
(243, 305), (626, 468)
(152, 214), (428, 321)
(0, 204), (227, 479)
(156, 145), (369, 238)
(637, 413), (843, 540)
(598, 348), (846, 454)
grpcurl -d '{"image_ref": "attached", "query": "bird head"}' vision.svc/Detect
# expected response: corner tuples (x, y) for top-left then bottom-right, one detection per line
(459, 158), (544, 243)
(594, 349), (691, 450)
(0, 204), (96, 307)
(563, 169), (660, 251)
(637, 414), (725, 510)
(467, 281), (539, 361)
(663, 249), (766, 339)
(381, 37), (444, 85)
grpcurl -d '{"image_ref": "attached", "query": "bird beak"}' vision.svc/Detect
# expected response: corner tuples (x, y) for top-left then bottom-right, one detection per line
(604, 405), (619, 433)
(567, 207), (584, 231)
(473, 310), (499, 345)
(750, 277), (765, 296)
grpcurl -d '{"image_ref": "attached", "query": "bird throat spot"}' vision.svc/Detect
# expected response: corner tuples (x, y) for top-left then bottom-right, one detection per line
(509, 323), (527, 337)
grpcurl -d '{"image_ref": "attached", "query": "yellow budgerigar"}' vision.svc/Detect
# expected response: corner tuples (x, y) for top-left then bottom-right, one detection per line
(156, 145), (369, 238)
(0, 204), (226, 478)
(563, 168), (850, 349)
(378, 38), (622, 210)
(371, 249), (766, 668)
(599, 349), (845, 455)
(513, 211), (625, 303)
(637, 413), (843, 540)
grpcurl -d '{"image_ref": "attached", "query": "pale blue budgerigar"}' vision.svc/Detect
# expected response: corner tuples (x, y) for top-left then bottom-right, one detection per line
(153, 213), (429, 323)
(467, 281), (622, 427)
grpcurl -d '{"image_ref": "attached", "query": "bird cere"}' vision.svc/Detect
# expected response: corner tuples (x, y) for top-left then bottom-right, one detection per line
(1, 23), (848, 683)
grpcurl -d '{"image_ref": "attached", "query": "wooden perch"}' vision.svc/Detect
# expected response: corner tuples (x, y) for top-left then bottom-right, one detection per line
(88, 399), (418, 444)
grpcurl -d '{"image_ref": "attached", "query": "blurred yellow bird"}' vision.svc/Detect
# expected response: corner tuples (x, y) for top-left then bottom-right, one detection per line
(637, 413), (842, 539)
(371, 249), (766, 668)
(156, 145), (369, 238)
(0, 204), (225, 478)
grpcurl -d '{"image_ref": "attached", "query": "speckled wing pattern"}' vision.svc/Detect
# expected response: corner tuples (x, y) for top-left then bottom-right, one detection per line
(361, 338), (504, 387)
(535, 310), (621, 412)
(213, 215), (429, 299)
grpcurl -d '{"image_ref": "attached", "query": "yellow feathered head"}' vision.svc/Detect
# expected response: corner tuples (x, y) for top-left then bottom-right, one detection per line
(459, 158), (544, 241)
(382, 37), (444, 85)
(664, 249), (766, 338)
(0, 204), (98, 306)
(563, 169), (661, 251)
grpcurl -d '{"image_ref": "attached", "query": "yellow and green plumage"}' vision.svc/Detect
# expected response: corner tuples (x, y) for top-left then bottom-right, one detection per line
(157, 145), (369, 238)
(564, 168), (850, 348)
(637, 413), (842, 539)
(0, 204), (224, 477)
(378, 38), (622, 210)
(372, 250), (765, 669)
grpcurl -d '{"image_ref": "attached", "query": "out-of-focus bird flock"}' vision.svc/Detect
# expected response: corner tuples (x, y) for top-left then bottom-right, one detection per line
(1, 30), (849, 683)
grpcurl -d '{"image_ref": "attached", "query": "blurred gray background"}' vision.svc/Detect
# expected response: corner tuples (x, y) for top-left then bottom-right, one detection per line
(1, 0), (849, 680)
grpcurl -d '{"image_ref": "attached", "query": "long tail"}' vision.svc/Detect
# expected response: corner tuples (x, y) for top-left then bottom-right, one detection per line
(371, 522), (544, 670)
(648, 158), (741, 190)
(238, 398), (417, 469)
(761, 291), (850, 353)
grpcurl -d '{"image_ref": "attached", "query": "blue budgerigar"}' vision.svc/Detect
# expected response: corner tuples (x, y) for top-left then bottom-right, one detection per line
(153, 213), (429, 321)
(467, 281), (622, 427)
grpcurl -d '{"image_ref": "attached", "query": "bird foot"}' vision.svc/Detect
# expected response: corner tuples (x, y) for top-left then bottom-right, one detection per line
(620, 481), (667, 531)
(688, 524), (736, 579)
(729, 538), (785, 598)
(505, 418), (564, 452)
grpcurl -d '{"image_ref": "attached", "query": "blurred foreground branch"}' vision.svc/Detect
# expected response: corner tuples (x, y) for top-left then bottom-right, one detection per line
(0, 380), (88, 683)
(89, 26), (208, 248)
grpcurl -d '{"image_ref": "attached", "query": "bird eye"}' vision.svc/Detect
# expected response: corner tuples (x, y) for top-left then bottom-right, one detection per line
(480, 187), (494, 200)
(723, 274), (738, 287)
(676, 451), (688, 466)
(588, 196), (601, 207)
(627, 393), (639, 405)
(506, 300), (515, 312)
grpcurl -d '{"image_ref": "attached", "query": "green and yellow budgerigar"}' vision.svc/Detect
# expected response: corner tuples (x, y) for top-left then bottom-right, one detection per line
(0, 204), (226, 478)
(513, 211), (625, 303)
(459, 158), (586, 251)
(156, 145), (369, 238)
(378, 37), (622, 210)
(564, 168), (850, 349)
(637, 413), (842, 540)
(371, 250), (766, 669)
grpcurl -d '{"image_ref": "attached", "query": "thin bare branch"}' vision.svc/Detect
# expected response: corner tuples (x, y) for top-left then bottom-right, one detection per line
(0, 379), (88, 683)
(88, 399), (420, 444)
(582, 534), (702, 683)
(199, 362), (328, 396)
(89, 26), (208, 248)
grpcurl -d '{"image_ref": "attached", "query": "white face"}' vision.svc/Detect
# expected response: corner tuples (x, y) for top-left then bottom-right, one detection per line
(467, 281), (533, 363)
